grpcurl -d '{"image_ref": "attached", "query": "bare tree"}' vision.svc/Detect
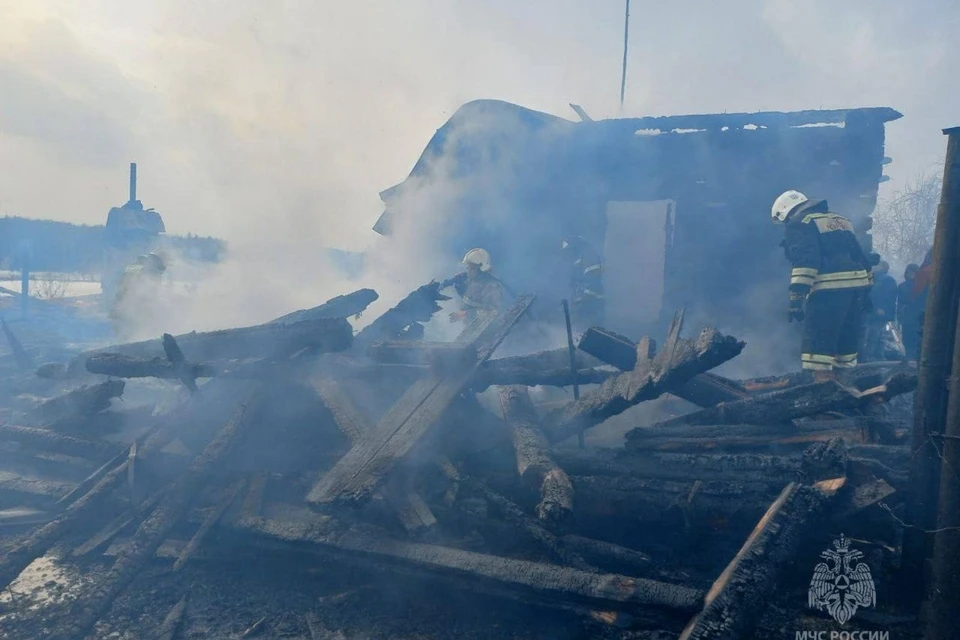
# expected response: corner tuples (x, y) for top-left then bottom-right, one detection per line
(872, 172), (941, 267)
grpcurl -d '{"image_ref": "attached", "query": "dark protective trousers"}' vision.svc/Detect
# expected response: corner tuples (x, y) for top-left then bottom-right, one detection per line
(801, 289), (865, 371)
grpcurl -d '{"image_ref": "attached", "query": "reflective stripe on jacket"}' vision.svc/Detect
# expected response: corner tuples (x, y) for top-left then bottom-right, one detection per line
(784, 212), (873, 295)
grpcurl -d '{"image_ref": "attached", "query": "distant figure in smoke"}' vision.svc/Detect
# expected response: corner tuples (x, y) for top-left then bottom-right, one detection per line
(897, 263), (922, 360)
(910, 247), (935, 357)
(863, 260), (898, 360)
(771, 190), (873, 381)
(110, 253), (166, 339)
(446, 248), (505, 325)
(560, 235), (605, 331)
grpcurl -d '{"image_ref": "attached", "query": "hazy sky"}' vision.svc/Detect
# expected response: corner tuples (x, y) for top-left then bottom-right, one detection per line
(1, 0), (957, 256)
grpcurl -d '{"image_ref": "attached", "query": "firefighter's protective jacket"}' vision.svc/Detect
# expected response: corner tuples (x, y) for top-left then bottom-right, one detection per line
(784, 212), (873, 296)
(569, 243), (604, 304)
(461, 271), (505, 321)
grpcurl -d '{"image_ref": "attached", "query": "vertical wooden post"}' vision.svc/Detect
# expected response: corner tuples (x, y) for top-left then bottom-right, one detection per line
(902, 127), (960, 610)
(561, 299), (584, 449)
(924, 126), (960, 638)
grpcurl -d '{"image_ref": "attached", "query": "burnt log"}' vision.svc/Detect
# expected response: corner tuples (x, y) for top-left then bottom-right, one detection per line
(638, 372), (917, 431)
(677, 478), (845, 640)
(236, 508), (704, 614)
(309, 374), (438, 534)
(306, 295), (534, 506)
(49, 391), (265, 640)
(86, 353), (218, 380)
(578, 326), (748, 407)
(269, 288), (379, 325)
(173, 477), (246, 571)
(625, 420), (866, 453)
(0, 424), (120, 459)
(558, 534), (653, 577)
(34, 380), (125, 425)
(155, 590), (190, 640)
(472, 348), (614, 391)
(542, 311), (745, 444)
(353, 281), (451, 350)
(498, 385), (573, 523)
(70, 316), (354, 373)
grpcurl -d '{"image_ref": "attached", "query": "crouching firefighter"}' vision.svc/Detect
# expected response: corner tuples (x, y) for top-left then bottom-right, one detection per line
(446, 248), (506, 325)
(771, 190), (873, 381)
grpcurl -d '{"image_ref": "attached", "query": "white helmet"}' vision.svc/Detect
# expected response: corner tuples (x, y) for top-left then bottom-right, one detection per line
(771, 190), (809, 223)
(462, 247), (491, 271)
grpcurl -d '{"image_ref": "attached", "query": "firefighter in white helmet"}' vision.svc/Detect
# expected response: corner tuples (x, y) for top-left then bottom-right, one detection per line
(447, 248), (505, 324)
(110, 252), (167, 340)
(771, 190), (874, 381)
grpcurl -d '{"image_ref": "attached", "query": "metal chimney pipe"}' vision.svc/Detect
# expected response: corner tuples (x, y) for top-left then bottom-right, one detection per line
(129, 162), (137, 202)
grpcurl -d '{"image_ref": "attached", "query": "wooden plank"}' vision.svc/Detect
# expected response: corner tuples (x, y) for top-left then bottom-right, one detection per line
(172, 478), (246, 571)
(306, 295), (535, 506)
(310, 375), (438, 534)
(34, 380), (125, 425)
(0, 424), (121, 459)
(577, 326), (748, 407)
(236, 509), (704, 614)
(543, 312), (745, 444)
(268, 288), (379, 325)
(678, 479), (845, 640)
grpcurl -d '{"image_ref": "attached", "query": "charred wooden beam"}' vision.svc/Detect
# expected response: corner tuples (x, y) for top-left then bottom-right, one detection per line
(162, 333), (198, 392)
(70, 316), (353, 373)
(543, 312), (745, 444)
(72, 491), (166, 557)
(637, 372), (917, 432)
(499, 385), (573, 523)
(368, 341), (478, 367)
(33, 380), (125, 425)
(471, 348), (614, 391)
(85, 353), (218, 380)
(353, 281), (451, 350)
(578, 326), (748, 407)
(269, 288), (379, 325)
(235, 509), (704, 614)
(677, 478), (845, 640)
(48, 391), (265, 640)
(625, 426), (865, 454)
(154, 590), (190, 640)
(558, 534), (652, 577)
(307, 295), (534, 506)
(0, 424), (120, 459)
(309, 374), (438, 534)
(173, 477), (246, 571)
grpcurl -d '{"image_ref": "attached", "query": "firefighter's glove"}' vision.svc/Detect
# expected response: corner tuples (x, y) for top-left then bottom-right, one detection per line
(788, 293), (806, 323)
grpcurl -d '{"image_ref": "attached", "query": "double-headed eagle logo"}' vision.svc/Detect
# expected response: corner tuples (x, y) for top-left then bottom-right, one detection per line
(808, 534), (876, 625)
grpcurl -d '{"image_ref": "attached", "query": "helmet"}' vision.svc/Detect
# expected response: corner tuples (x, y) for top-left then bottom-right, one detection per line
(143, 252), (166, 273)
(462, 248), (491, 271)
(771, 190), (809, 223)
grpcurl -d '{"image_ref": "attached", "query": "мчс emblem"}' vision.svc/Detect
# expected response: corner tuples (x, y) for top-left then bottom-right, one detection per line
(808, 534), (876, 624)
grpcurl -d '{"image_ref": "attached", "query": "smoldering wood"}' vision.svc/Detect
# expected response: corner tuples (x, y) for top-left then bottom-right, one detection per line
(638, 372), (917, 431)
(235, 510), (705, 614)
(0, 469), (75, 501)
(468, 480), (593, 571)
(162, 333), (198, 392)
(70, 316), (354, 373)
(172, 477), (246, 571)
(353, 281), (451, 351)
(577, 326), (748, 407)
(499, 385), (573, 523)
(832, 478), (896, 521)
(72, 491), (166, 557)
(543, 312), (746, 444)
(85, 353), (218, 380)
(307, 295), (534, 506)
(677, 479), (844, 640)
(0, 424), (121, 459)
(368, 341), (478, 367)
(1, 318), (34, 371)
(554, 448), (803, 486)
(471, 348), (615, 391)
(624, 425), (866, 454)
(34, 380), (125, 424)
(308, 374), (438, 533)
(47, 391), (265, 640)
(154, 590), (190, 640)
(558, 534), (653, 577)
(269, 288), (379, 325)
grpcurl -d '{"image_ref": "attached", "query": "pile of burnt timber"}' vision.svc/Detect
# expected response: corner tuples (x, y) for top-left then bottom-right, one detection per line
(0, 284), (920, 639)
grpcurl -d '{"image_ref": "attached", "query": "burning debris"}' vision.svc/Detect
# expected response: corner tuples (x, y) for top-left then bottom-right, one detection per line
(0, 282), (918, 640)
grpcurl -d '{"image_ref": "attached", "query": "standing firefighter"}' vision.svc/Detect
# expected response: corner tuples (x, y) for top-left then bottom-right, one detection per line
(772, 191), (873, 381)
(560, 235), (605, 330)
(447, 248), (505, 325)
(110, 253), (166, 339)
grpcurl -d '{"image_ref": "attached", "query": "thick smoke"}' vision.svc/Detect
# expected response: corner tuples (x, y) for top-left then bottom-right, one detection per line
(0, 1), (957, 334)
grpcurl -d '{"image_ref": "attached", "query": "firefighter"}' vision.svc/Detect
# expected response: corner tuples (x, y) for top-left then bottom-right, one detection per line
(110, 253), (166, 339)
(447, 248), (505, 325)
(863, 260), (898, 360)
(771, 190), (873, 381)
(560, 235), (604, 330)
